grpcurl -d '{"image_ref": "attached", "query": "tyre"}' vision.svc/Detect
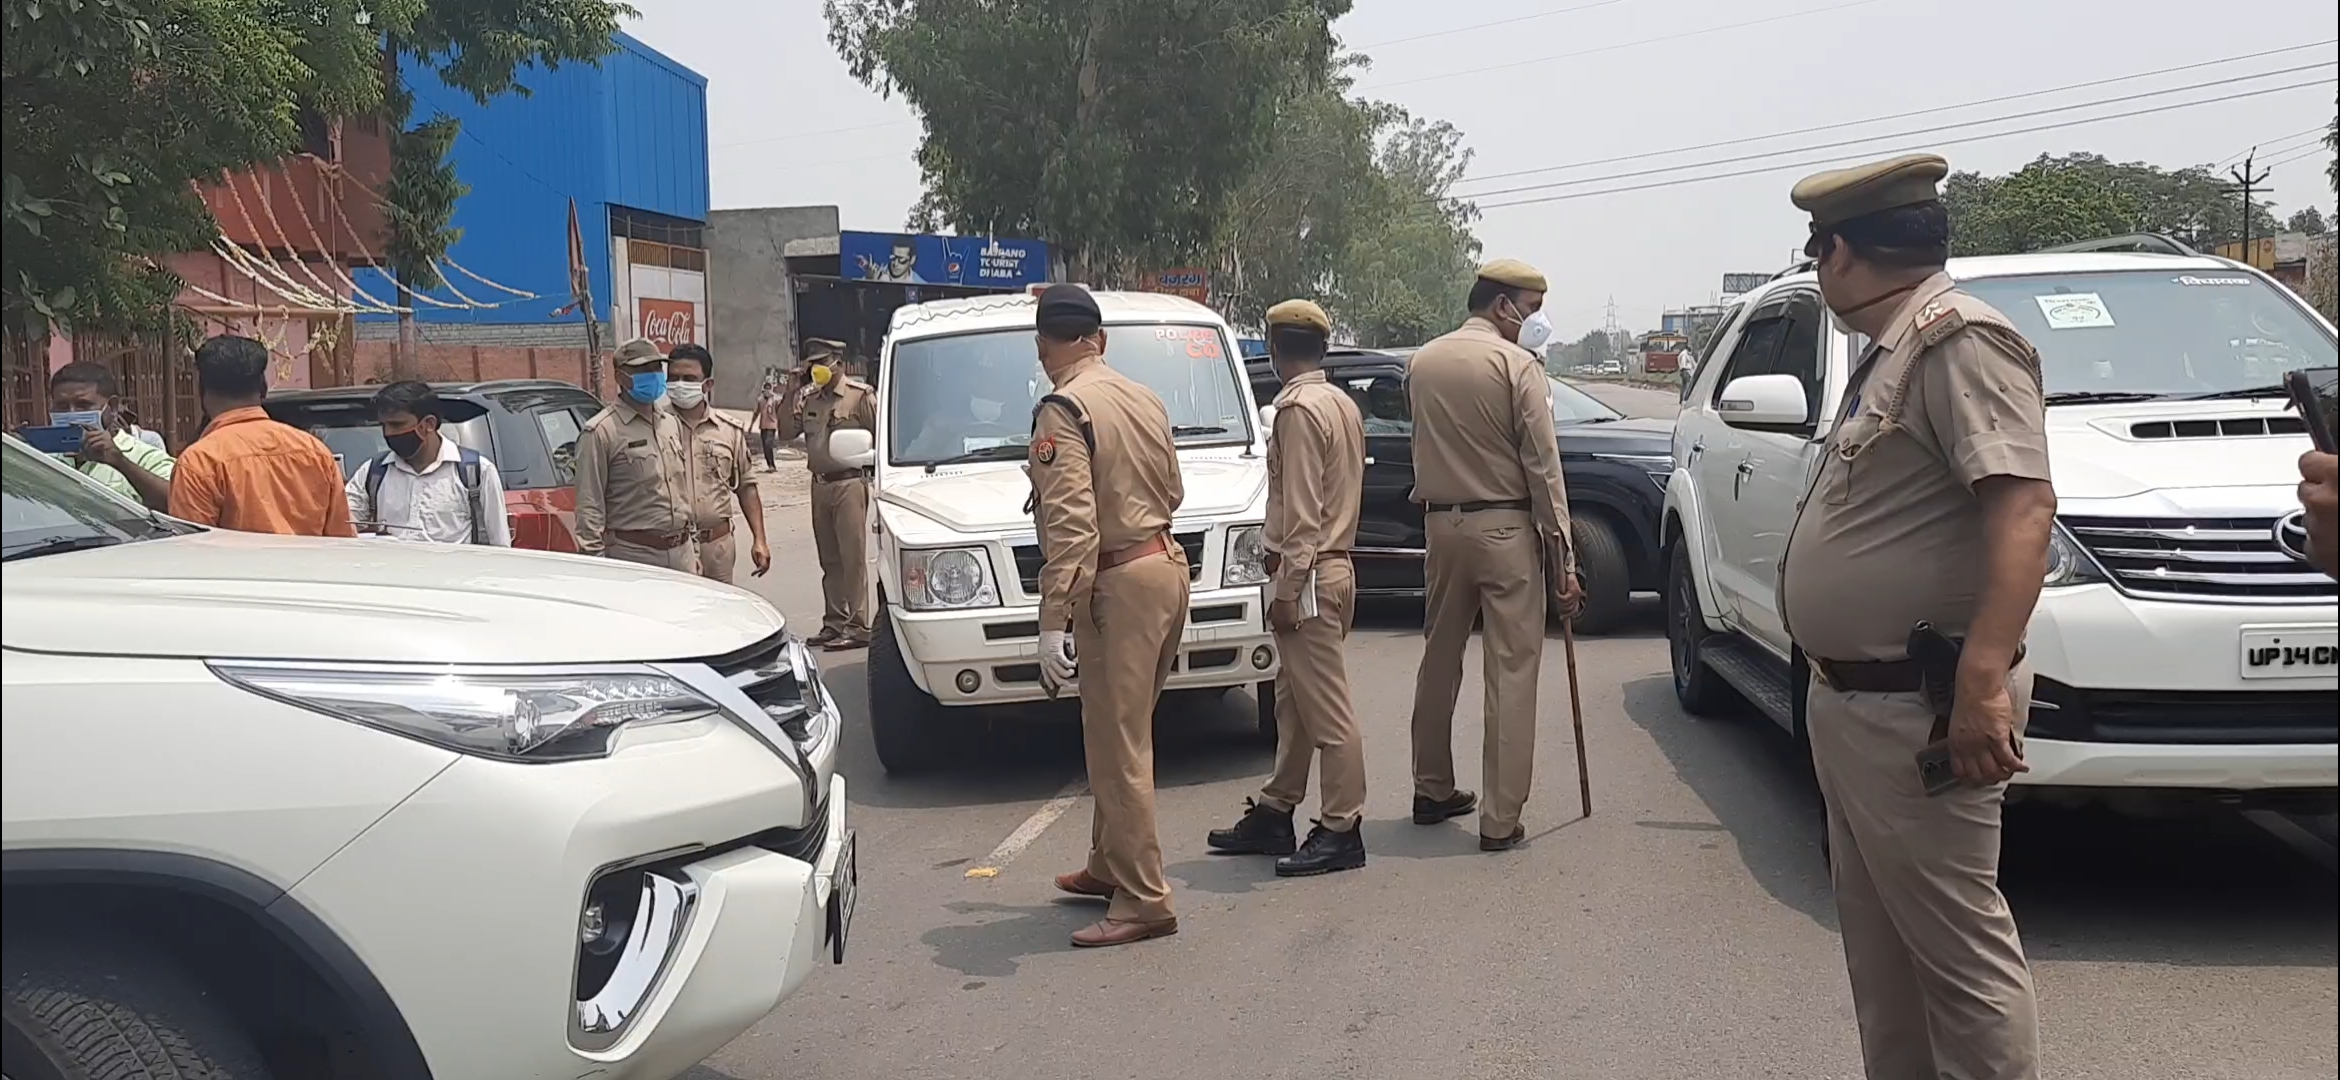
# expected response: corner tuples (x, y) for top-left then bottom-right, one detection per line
(1567, 514), (1633, 636)
(1666, 541), (1744, 716)
(867, 606), (949, 774)
(1254, 679), (1279, 746)
(5, 936), (272, 1080)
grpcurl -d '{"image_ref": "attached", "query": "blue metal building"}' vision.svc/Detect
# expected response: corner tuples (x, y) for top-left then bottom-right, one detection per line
(355, 31), (709, 342)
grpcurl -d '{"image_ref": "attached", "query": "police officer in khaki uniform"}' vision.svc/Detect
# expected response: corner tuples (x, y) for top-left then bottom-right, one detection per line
(1405, 259), (1583, 852)
(795, 338), (878, 649)
(1206, 299), (1368, 877)
(1781, 154), (2057, 1080)
(575, 338), (695, 572)
(1026, 284), (1188, 949)
(666, 343), (771, 584)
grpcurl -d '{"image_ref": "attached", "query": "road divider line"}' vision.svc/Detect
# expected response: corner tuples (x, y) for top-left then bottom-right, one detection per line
(966, 778), (1088, 879)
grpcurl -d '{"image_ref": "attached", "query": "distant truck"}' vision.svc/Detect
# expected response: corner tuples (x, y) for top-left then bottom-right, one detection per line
(1642, 331), (1689, 374)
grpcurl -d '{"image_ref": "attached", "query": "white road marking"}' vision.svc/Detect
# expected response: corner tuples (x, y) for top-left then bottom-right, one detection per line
(966, 778), (1088, 878)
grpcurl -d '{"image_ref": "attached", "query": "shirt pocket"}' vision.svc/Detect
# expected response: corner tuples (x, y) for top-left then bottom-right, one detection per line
(618, 442), (665, 485)
(697, 439), (738, 490)
(1824, 412), (1887, 506)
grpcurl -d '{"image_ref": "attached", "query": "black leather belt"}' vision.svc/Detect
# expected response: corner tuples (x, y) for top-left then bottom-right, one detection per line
(1810, 658), (1923, 693)
(816, 469), (866, 483)
(1424, 499), (1531, 513)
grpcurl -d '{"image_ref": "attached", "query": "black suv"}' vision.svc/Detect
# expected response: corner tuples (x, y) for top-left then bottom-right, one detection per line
(1247, 349), (1674, 634)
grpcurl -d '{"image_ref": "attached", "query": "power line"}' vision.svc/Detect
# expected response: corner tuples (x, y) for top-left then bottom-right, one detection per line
(1473, 78), (2334, 211)
(1359, 0), (1890, 92)
(2265, 142), (2334, 171)
(1460, 61), (2332, 202)
(1352, 0), (1646, 49)
(2214, 122), (2327, 168)
(1454, 41), (2335, 189)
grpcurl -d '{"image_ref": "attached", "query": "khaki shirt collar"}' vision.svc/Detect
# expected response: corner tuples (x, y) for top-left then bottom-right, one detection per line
(1273, 368), (1327, 404)
(1049, 354), (1103, 387)
(1868, 271), (1958, 357)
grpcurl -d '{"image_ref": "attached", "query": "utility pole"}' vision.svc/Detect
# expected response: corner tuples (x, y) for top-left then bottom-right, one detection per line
(2230, 150), (2271, 269)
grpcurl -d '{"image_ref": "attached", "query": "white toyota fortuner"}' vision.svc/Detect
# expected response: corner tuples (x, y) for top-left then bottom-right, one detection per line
(2, 435), (854, 1080)
(1664, 241), (2337, 816)
(858, 289), (1280, 772)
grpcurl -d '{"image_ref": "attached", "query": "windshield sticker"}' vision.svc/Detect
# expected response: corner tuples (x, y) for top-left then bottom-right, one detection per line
(2172, 274), (2254, 287)
(2033, 292), (2115, 330)
(1153, 325), (1226, 359)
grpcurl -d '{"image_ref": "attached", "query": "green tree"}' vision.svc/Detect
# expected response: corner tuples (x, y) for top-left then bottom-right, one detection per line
(2288, 207), (2328, 237)
(1328, 113), (1480, 348)
(381, 116), (467, 378)
(1943, 153), (2283, 256)
(825, 0), (1350, 280)
(1207, 62), (1385, 331)
(2, 0), (627, 342)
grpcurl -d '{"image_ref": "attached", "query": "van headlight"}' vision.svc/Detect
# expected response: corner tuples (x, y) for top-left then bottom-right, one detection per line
(2044, 522), (2106, 588)
(1225, 525), (1269, 586)
(210, 663), (719, 762)
(901, 546), (999, 610)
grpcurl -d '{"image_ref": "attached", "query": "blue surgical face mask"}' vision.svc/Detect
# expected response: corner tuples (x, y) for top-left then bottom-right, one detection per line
(50, 409), (104, 430)
(627, 370), (668, 403)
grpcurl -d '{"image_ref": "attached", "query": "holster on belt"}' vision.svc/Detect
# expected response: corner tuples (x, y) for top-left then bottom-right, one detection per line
(1906, 621), (2025, 721)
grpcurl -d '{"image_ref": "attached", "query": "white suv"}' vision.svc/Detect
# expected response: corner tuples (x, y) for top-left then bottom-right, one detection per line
(2, 435), (854, 1080)
(1664, 242), (2336, 815)
(861, 289), (1280, 772)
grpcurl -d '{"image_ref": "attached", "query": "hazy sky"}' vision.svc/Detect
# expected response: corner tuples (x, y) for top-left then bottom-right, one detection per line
(629, 0), (2337, 337)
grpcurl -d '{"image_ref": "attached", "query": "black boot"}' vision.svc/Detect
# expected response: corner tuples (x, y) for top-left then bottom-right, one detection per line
(1412, 789), (1478, 825)
(1275, 820), (1366, 877)
(1206, 798), (1296, 856)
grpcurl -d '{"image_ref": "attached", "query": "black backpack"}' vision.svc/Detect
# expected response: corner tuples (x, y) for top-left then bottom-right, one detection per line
(364, 447), (487, 544)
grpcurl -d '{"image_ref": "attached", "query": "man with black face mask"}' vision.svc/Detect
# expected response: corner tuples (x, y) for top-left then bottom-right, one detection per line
(346, 381), (511, 546)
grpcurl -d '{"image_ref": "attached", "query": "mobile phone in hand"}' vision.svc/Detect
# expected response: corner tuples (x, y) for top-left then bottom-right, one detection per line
(2286, 366), (2337, 454)
(1915, 741), (1958, 796)
(20, 424), (86, 456)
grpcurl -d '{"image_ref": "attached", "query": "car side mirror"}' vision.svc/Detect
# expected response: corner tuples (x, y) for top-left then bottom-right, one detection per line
(1257, 404), (1277, 431)
(827, 428), (876, 468)
(1716, 374), (1809, 428)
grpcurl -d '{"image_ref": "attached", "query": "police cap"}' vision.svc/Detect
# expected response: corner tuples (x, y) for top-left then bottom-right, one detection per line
(612, 337), (664, 369)
(1476, 258), (1547, 293)
(804, 338), (846, 359)
(1265, 299), (1332, 338)
(1793, 153), (1949, 255)
(1036, 283), (1101, 326)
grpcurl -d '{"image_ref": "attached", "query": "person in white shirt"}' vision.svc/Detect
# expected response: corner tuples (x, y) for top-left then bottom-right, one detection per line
(345, 381), (512, 546)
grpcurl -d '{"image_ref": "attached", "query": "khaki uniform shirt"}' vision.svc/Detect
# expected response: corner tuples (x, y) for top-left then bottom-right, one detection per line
(681, 408), (755, 531)
(1027, 355), (1187, 630)
(1405, 315), (1574, 567)
(1266, 370), (1364, 605)
(574, 398), (690, 554)
(1780, 273), (2053, 662)
(800, 378), (878, 477)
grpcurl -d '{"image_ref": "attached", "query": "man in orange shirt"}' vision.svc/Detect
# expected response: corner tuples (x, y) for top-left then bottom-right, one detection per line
(167, 334), (357, 538)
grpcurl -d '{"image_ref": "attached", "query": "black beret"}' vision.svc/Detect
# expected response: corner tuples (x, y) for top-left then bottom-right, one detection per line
(1036, 283), (1101, 324)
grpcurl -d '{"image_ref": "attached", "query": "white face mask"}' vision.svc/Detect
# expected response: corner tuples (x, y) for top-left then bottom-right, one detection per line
(667, 380), (707, 408)
(1517, 310), (1557, 352)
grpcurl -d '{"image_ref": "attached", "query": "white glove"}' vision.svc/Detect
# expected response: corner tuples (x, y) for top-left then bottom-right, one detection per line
(1039, 629), (1078, 684)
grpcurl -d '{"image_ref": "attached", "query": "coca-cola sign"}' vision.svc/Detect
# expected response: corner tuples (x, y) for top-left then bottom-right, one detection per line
(638, 297), (697, 353)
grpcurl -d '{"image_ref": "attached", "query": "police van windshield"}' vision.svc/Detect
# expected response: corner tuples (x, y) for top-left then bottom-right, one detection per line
(887, 323), (1254, 465)
(1957, 270), (2335, 401)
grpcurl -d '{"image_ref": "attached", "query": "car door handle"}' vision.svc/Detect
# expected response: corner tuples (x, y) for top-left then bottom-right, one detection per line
(1736, 460), (1756, 474)
(1687, 436), (1704, 464)
(1733, 459), (1754, 500)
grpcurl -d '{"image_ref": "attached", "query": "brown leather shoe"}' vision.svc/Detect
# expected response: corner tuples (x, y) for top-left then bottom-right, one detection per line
(820, 635), (870, 652)
(1053, 869), (1116, 899)
(804, 628), (844, 647)
(1479, 826), (1527, 852)
(1071, 917), (1179, 948)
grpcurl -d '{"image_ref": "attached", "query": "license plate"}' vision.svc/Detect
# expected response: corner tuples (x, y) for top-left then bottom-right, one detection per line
(2239, 626), (2339, 679)
(826, 830), (857, 964)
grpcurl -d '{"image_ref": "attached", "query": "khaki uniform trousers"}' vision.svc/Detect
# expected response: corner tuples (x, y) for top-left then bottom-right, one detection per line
(1808, 664), (2040, 1080)
(1410, 508), (1546, 838)
(1075, 547), (1188, 924)
(604, 535), (695, 574)
(1260, 558), (1365, 829)
(695, 527), (736, 585)
(811, 476), (872, 637)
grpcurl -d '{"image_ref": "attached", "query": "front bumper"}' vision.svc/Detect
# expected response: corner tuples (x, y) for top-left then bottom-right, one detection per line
(288, 721), (853, 1080)
(889, 586), (1279, 706)
(2017, 584), (2336, 791)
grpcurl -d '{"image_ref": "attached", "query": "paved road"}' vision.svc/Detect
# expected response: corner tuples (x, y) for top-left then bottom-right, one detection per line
(700, 428), (2335, 1079)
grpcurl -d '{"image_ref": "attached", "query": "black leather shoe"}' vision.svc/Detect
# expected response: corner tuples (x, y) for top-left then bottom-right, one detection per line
(1275, 821), (1365, 877)
(1479, 826), (1527, 852)
(1412, 790), (1478, 825)
(1206, 798), (1296, 856)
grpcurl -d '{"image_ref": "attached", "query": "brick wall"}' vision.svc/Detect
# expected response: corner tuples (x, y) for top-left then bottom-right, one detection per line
(352, 341), (616, 399)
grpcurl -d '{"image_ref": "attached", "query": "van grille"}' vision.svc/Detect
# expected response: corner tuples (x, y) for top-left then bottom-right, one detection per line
(2063, 516), (2332, 601)
(1012, 531), (1204, 593)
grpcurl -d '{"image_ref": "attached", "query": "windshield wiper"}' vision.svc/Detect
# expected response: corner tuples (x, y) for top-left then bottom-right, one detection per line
(1, 534), (126, 562)
(2179, 384), (2287, 401)
(1172, 425), (1231, 436)
(2042, 390), (2169, 405)
(919, 444), (1029, 473)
